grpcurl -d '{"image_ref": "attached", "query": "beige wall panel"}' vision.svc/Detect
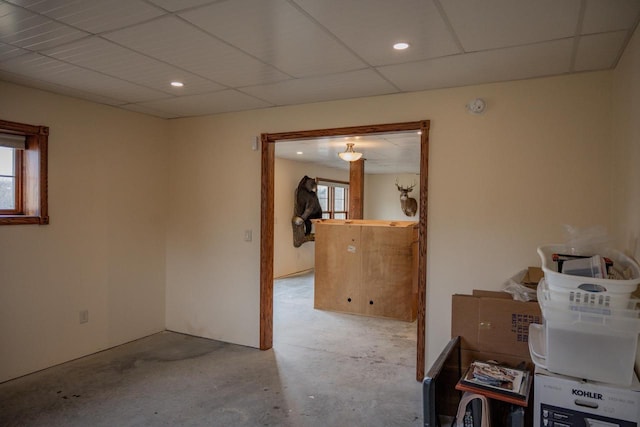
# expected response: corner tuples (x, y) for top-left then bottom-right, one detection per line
(0, 81), (168, 382)
(2, 56), (631, 378)
(611, 26), (640, 372)
(165, 70), (617, 366)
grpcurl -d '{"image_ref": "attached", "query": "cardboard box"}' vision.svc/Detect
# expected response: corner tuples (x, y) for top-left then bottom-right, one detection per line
(534, 367), (640, 426)
(452, 290), (542, 362)
(450, 291), (542, 427)
(521, 267), (543, 288)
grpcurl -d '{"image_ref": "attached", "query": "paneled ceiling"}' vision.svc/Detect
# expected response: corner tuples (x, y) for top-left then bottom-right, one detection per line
(1, 0), (638, 121)
(276, 131), (422, 174)
(1, 0), (638, 174)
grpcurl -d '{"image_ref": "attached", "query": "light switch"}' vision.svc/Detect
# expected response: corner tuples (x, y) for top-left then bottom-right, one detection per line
(244, 230), (252, 242)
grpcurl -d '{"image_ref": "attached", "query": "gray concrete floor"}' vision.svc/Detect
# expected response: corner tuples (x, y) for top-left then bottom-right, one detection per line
(0, 270), (422, 426)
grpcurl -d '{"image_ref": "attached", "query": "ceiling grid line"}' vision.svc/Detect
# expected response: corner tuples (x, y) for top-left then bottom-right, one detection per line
(611, 8), (640, 68)
(569, 0), (588, 73)
(0, 0), (637, 118)
(92, 33), (235, 92)
(171, 14), (297, 80)
(285, 0), (406, 91)
(432, 0), (465, 53)
(286, 0), (376, 68)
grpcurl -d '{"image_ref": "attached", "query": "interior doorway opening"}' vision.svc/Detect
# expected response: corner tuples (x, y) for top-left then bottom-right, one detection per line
(261, 121), (430, 381)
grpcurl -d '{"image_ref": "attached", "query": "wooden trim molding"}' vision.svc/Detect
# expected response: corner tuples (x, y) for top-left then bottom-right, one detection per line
(416, 121), (430, 381)
(260, 120), (430, 382)
(260, 135), (274, 350)
(348, 159), (364, 219)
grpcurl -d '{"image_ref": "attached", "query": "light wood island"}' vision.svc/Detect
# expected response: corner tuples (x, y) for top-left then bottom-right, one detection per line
(313, 219), (418, 322)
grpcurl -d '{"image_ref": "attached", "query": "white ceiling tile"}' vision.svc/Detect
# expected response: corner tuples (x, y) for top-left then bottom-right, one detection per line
(574, 31), (628, 71)
(103, 16), (290, 87)
(0, 0), (638, 119)
(378, 39), (574, 92)
(292, 0), (460, 65)
(43, 36), (225, 95)
(276, 132), (421, 174)
(136, 89), (273, 117)
(583, 0), (640, 34)
(0, 69), (126, 105)
(147, 0), (219, 12)
(241, 69), (399, 105)
(7, 0), (166, 33)
(0, 52), (169, 102)
(179, 0), (366, 77)
(118, 103), (176, 119)
(441, 0), (582, 51)
(0, 2), (87, 50)
(0, 41), (29, 61)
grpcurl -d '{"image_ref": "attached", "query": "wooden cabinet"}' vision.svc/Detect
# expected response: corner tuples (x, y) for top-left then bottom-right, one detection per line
(313, 219), (418, 322)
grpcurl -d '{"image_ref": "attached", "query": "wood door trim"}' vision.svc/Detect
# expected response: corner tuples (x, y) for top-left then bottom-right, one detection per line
(260, 120), (430, 381)
(260, 135), (274, 350)
(417, 120), (429, 381)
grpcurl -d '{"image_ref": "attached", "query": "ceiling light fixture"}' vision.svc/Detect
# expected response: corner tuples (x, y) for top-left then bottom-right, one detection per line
(338, 143), (363, 162)
(393, 42), (410, 50)
(170, 81), (184, 87)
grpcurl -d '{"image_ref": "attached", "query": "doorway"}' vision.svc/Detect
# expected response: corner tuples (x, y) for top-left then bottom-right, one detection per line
(260, 121), (430, 381)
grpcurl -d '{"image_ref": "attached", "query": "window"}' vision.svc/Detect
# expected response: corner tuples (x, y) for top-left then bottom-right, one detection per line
(0, 119), (48, 225)
(316, 179), (349, 219)
(0, 145), (22, 214)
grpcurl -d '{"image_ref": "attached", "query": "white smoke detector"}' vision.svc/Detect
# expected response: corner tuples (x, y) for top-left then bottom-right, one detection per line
(466, 98), (487, 114)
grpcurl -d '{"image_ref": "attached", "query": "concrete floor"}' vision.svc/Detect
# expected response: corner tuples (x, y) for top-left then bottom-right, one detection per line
(0, 270), (422, 427)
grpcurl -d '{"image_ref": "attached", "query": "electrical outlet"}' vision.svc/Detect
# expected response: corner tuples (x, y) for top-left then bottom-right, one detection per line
(79, 310), (89, 324)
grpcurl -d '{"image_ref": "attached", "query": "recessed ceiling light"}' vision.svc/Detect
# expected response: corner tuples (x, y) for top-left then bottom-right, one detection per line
(296, 151), (303, 155)
(393, 42), (410, 50)
(170, 81), (184, 87)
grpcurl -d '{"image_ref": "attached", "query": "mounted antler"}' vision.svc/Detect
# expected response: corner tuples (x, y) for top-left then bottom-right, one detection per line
(395, 179), (415, 192)
(395, 179), (417, 217)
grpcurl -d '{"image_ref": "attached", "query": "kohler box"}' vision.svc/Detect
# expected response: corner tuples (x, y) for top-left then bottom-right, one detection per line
(534, 367), (640, 426)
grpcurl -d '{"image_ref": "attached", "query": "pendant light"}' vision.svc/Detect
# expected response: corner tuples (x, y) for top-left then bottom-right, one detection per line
(338, 143), (363, 162)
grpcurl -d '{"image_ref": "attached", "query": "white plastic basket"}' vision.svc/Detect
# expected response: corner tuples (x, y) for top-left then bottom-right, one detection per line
(528, 279), (640, 386)
(537, 244), (640, 308)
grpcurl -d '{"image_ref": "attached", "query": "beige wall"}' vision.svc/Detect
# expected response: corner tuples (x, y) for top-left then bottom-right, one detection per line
(612, 24), (640, 260)
(611, 25), (640, 369)
(2, 55), (633, 380)
(273, 158), (347, 278)
(364, 173), (421, 220)
(0, 82), (168, 382)
(164, 71), (614, 365)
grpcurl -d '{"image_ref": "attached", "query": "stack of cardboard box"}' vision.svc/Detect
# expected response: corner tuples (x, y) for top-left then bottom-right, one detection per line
(444, 266), (640, 425)
(451, 289), (542, 369)
(451, 286), (543, 426)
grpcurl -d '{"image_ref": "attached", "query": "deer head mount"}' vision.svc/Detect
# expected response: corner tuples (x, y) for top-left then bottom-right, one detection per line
(395, 179), (418, 217)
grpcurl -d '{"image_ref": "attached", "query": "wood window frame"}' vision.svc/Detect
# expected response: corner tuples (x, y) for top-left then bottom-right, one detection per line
(0, 119), (49, 225)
